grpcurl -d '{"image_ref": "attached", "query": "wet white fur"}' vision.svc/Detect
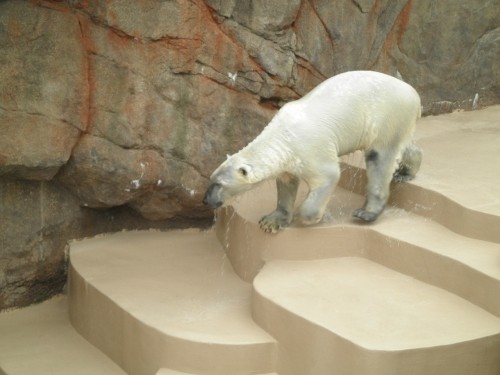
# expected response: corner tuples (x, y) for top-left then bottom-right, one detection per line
(210, 70), (421, 230)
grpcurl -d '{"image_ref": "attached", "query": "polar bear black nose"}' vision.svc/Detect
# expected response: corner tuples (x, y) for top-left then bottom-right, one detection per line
(203, 183), (223, 209)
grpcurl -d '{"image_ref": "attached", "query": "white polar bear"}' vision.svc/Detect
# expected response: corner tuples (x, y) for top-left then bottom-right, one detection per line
(203, 70), (422, 233)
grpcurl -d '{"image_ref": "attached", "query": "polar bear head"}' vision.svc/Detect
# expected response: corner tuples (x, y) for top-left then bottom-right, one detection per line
(203, 154), (258, 209)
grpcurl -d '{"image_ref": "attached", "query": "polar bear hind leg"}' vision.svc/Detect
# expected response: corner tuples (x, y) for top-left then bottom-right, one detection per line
(259, 173), (299, 233)
(353, 148), (398, 222)
(393, 143), (423, 182)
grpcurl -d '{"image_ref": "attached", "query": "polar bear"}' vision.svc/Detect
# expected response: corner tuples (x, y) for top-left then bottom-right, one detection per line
(203, 71), (422, 233)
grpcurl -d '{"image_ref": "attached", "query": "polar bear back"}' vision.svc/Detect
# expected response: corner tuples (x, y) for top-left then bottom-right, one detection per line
(268, 70), (421, 158)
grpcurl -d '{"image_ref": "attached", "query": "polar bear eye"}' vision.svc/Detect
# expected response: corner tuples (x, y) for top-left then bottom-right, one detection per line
(237, 164), (252, 178)
(239, 167), (248, 177)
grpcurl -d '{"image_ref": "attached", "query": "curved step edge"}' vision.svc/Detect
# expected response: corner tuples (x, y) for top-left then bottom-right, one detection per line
(68, 230), (278, 375)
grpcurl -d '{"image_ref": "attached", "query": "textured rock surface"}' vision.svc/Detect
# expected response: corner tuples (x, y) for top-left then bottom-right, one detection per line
(0, 178), (210, 310)
(398, 1), (500, 114)
(0, 0), (499, 309)
(0, 1), (86, 180)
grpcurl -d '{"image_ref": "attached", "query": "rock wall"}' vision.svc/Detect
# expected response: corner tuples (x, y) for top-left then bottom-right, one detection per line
(0, 0), (499, 310)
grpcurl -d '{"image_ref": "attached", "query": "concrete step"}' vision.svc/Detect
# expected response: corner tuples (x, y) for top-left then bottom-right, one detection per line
(156, 370), (278, 375)
(67, 217), (500, 375)
(253, 257), (500, 375)
(68, 230), (277, 375)
(218, 183), (500, 315)
(368, 206), (500, 316)
(0, 295), (126, 375)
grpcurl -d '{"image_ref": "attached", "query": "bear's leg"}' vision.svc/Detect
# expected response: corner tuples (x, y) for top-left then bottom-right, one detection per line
(393, 143), (422, 182)
(297, 163), (340, 226)
(259, 173), (299, 233)
(353, 149), (397, 222)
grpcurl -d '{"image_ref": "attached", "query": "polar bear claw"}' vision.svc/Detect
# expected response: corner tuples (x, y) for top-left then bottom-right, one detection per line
(352, 208), (379, 222)
(259, 209), (293, 234)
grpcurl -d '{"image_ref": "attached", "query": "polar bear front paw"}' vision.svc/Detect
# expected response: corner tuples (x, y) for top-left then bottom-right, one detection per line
(259, 210), (293, 234)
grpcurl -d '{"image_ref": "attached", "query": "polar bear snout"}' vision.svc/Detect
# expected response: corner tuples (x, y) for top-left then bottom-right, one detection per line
(203, 183), (224, 209)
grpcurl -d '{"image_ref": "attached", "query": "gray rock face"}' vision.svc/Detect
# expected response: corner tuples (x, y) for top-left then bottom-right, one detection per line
(0, 1), (86, 180)
(398, 1), (500, 113)
(0, 0), (499, 309)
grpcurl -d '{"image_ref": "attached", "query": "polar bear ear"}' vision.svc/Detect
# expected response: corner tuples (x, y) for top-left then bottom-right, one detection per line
(238, 164), (252, 177)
